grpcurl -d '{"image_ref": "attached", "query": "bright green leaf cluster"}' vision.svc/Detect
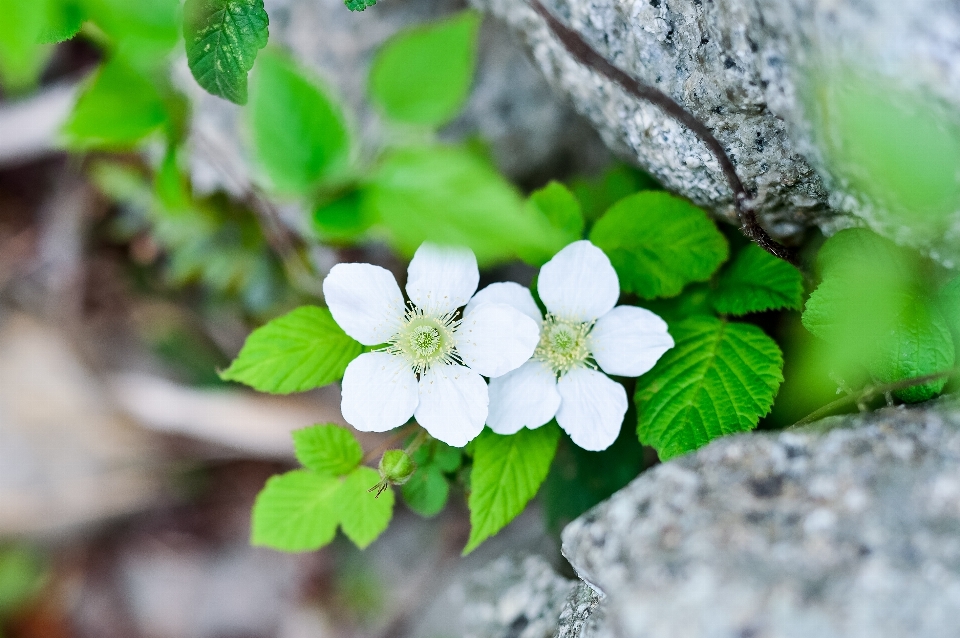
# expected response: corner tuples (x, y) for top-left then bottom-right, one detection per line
(402, 439), (462, 518)
(252, 425), (393, 551)
(711, 244), (803, 316)
(221, 306), (362, 394)
(184, 0), (269, 105)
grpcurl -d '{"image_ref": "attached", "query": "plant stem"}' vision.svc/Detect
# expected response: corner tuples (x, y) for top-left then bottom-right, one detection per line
(361, 422), (419, 465)
(528, 0), (797, 265)
(789, 369), (956, 428)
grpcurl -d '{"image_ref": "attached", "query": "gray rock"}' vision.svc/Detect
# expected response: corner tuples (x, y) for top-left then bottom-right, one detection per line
(471, 0), (960, 261)
(560, 400), (960, 638)
(181, 0), (610, 204)
(461, 554), (578, 638)
(556, 582), (605, 638)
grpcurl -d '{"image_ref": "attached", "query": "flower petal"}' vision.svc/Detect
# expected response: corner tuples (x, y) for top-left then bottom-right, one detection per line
(464, 282), (543, 326)
(340, 352), (419, 432)
(405, 243), (479, 315)
(538, 240), (620, 322)
(323, 263), (405, 345)
(456, 303), (540, 378)
(415, 364), (487, 447)
(556, 368), (627, 451)
(589, 305), (674, 377)
(486, 360), (561, 434)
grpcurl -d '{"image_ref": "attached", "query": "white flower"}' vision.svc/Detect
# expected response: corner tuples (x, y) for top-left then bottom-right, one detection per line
(322, 243), (540, 447)
(479, 240), (674, 451)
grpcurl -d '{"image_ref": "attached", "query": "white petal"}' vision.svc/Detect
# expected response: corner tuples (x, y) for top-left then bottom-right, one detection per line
(455, 303), (540, 378)
(487, 360), (561, 435)
(405, 242), (479, 315)
(340, 352), (418, 432)
(464, 282), (543, 326)
(415, 364), (487, 447)
(538, 240), (620, 322)
(556, 368), (627, 451)
(589, 305), (674, 377)
(323, 263), (405, 346)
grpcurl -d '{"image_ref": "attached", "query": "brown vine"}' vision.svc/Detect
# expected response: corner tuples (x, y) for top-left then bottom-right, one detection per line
(528, 0), (797, 265)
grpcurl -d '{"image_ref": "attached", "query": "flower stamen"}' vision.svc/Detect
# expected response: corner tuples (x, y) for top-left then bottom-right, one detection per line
(382, 303), (462, 375)
(535, 314), (595, 376)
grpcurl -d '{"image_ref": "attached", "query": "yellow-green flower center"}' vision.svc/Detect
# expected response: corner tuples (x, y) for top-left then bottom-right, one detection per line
(385, 304), (460, 375)
(535, 314), (593, 375)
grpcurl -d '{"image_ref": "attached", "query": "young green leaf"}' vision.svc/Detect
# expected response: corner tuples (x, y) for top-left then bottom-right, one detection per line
(248, 49), (350, 194)
(364, 145), (568, 266)
(867, 302), (955, 403)
(636, 316), (783, 461)
(293, 425), (363, 476)
(369, 11), (480, 126)
(183, 0), (269, 105)
(221, 306), (362, 393)
(338, 467), (394, 549)
(711, 244), (803, 316)
(39, 2), (85, 44)
(62, 57), (168, 148)
(401, 466), (449, 517)
(528, 181), (584, 242)
(464, 424), (561, 554)
(570, 162), (659, 222)
(589, 192), (729, 299)
(251, 470), (341, 552)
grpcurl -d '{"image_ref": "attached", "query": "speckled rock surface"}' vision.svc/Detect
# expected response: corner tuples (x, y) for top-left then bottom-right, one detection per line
(471, 0), (960, 260)
(180, 0), (610, 204)
(461, 554), (578, 638)
(556, 582), (606, 638)
(560, 400), (960, 638)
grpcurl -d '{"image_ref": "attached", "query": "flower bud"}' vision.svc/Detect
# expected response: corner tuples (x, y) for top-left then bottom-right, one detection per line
(378, 449), (416, 486)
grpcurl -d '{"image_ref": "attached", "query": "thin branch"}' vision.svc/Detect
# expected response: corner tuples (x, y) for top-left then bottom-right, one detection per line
(528, 0), (797, 265)
(360, 422), (419, 465)
(789, 369), (956, 428)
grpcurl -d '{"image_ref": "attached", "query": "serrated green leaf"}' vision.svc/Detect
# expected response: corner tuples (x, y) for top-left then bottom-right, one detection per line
(711, 244), (803, 315)
(528, 181), (584, 241)
(80, 0), (180, 65)
(867, 302), (955, 403)
(338, 467), (394, 549)
(815, 228), (912, 283)
(364, 145), (568, 266)
(402, 466), (449, 517)
(570, 162), (659, 222)
(636, 316), (783, 461)
(62, 57), (168, 149)
(464, 424), (560, 554)
(251, 470), (341, 551)
(38, 2), (85, 44)
(293, 425), (363, 476)
(589, 191), (729, 299)
(344, 0), (377, 11)
(184, 0), (268, 105)
(221, 306), (362, 393)
(939, 276), (960, 341)
(369, 11), (480, 126)
(248, 49), (350, 194)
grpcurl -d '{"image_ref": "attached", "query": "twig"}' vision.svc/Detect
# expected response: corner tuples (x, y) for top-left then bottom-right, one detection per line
(528, 0), (797, 265)
(789, 369), (956, 428)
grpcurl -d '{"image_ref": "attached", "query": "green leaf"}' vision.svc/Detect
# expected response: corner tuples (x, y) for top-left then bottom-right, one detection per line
(369, 11), (480, 126)
(939, 276), (960, 342)
(570, 162), (659, 222)
(589, 191), (729, 299)
(867, 302), (955, 403)
(39, 2), (85, 44)
(338, 467), (394, 549)
(248, 49), (350, 194)
(344, 0), (377, 11)
(0, 0), (50, 91)
(402, 466), (449, 517)
(251, 470), (341, 551)
(464, 424), (560, 554)
(293, 424), (363, 476)
(528, 181), (584, 241)
(711, 244), (803, 315)
(312, 191), (371, 243)
(221, 306), (362, 393)
(636, 316), (783, 461)
(80, 0), (180, 65)
(364, 145), (568, 266)
(62, 57), (168, 149)
(0, 547), (46, 615)
(183, 0), (269, 105)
